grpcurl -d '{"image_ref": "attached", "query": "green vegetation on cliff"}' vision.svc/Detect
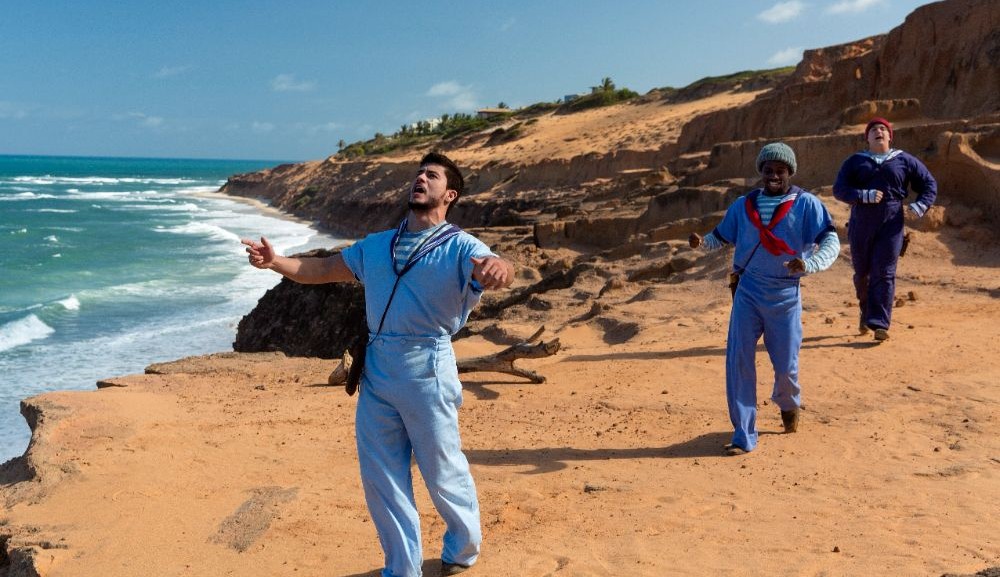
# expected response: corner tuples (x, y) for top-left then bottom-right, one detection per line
(335, 69), (790, 159)
(556, 77), (639, 113)
(336, 77), (639, 159)
(339, 111), (511, 158)
(651, 66), (795, 103)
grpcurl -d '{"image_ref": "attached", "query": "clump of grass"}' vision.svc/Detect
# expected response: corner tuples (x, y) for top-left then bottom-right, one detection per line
(650, 66), (796, 103)
(338, 112), (514, 158)
(557, 77), (638, 113)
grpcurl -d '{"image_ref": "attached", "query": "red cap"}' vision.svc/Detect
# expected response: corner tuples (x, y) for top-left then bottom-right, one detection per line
(865, 117), (893, 140)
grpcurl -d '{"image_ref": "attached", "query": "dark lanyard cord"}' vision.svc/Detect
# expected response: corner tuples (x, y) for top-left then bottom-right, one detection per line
(368, 223), (447, 345)
(736, 241), (762, 274)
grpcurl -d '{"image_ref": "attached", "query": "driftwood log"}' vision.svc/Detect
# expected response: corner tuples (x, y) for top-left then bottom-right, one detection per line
(329, 326), (560, 388)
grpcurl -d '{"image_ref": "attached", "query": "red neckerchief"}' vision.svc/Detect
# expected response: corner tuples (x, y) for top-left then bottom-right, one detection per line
(745, 190), (797, 256)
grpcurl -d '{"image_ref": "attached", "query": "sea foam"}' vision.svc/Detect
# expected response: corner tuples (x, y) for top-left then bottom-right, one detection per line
(56, 296), (80, 311)
(156, 222), (243, 244)
(0, 192), (58, 201)
(13, 175), (196, 186)
(0, 315), (55, 352)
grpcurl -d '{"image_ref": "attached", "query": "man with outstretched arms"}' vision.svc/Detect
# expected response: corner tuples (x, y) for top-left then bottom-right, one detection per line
(242, 152), (513, 577)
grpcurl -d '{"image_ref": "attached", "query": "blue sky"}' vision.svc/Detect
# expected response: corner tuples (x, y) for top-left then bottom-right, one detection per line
(0, 0), (935, 162)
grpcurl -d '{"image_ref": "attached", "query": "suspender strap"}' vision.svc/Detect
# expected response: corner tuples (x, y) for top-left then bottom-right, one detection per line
(369, 219), (463, 343)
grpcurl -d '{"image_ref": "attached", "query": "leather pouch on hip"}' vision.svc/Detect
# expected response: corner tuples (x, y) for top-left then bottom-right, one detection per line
(345, 339), (365, 396)
(728, 272), (741, 298)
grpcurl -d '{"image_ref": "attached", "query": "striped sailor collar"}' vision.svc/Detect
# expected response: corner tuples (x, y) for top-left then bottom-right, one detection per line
(860, 148), (903, 164)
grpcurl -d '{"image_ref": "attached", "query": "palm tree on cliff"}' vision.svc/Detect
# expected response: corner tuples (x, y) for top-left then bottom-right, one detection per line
(593, 77), (615, 94)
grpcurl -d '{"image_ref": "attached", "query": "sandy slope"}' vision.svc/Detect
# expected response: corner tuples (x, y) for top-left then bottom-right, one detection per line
(451, 90), (764, 166)
(3, 197), (999, 576)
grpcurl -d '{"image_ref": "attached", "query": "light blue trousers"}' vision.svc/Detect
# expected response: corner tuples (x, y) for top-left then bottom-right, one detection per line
(356, 335), (481, 577)
(725, 276), (802, 452)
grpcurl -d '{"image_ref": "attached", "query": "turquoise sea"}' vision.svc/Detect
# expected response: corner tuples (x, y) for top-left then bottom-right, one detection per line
(0, 155), (341, 463)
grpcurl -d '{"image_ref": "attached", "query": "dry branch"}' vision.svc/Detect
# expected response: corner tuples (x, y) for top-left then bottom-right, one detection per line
(328, 326), (560, 387)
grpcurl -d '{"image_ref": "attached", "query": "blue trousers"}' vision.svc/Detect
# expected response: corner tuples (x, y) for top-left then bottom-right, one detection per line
(726, 276), (802, 452)
(356, 335), (481, 577)
(848, 200), (905, 330)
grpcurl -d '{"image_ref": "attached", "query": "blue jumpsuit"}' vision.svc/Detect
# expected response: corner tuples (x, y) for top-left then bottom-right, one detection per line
(341, 226), (493, 577)
(833, 150), (937, 330)
(712, 187), (836, 452)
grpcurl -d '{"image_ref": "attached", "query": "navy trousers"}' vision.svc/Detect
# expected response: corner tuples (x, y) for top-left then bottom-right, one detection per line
(848, 200), (905, 330)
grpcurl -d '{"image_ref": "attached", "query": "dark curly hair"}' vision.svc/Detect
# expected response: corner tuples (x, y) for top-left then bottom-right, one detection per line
(420, 151), (464, 198)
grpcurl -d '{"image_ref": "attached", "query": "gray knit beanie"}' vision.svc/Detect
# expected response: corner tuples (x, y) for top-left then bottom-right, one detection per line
(756, 142), (797, 175)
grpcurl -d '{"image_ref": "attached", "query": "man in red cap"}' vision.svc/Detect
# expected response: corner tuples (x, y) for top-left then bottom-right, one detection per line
(833, 118), (937, 341)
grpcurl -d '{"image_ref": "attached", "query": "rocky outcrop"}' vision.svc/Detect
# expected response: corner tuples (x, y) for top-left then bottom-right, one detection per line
(221, 146), (680, 237)
(676, 0), (1000, 153)
(222, 159), (413, 237)
(876, 0), (1000, 120)
(232, 249), (367, 359)
(531, 181), (743, 250)
(933, 125), (1000, 222)
(469, 146), (677, 193)
(685, 119), (1000, 222)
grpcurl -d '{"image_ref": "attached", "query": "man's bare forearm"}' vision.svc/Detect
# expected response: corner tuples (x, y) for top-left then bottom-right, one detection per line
(269, 253), (355, 284)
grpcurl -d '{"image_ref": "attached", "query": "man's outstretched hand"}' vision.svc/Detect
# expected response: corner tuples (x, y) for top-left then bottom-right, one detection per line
(471, 256), (511, 290)
(242, 236), (276, 269)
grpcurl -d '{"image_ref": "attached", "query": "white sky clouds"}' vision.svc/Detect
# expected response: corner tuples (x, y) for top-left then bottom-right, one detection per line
(759, 0), (886, 24)
(758, 1), (805, 23)
(251, 121), (276, 133)
(122, 112), (164, 128)
(153, 66), (190, 79)
(297, 121), (341, 135)
(426, 81), (463, 97)
(271, 74), (316, 92)
(827, 0), (885, 14)
(426, 81), (478, 111)
(0, 101), (29, 119)
(768, 47), (804, 66)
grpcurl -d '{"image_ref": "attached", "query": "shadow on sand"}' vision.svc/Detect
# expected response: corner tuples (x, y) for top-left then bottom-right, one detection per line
(341, 559), (451, 577)
(563, 333), (880, 364)
(465, 431), (753, 474)
(0, 455), (33, 486)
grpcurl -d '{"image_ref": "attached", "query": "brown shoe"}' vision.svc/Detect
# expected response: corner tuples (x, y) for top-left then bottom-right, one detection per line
(873, 328), (890, 341)
(441, 561), (472, 576)
(858, 309), (870, 334)
(781, 409), (800, 433)
(723, 444), (748, 456)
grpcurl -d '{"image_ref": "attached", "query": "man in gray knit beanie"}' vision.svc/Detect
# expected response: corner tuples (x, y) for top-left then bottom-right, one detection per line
(756, 142), (797, 175)
(689, 142), (840, 456)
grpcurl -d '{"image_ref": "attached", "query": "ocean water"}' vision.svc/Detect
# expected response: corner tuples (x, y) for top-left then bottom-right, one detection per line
(0, 155), (343, 463)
